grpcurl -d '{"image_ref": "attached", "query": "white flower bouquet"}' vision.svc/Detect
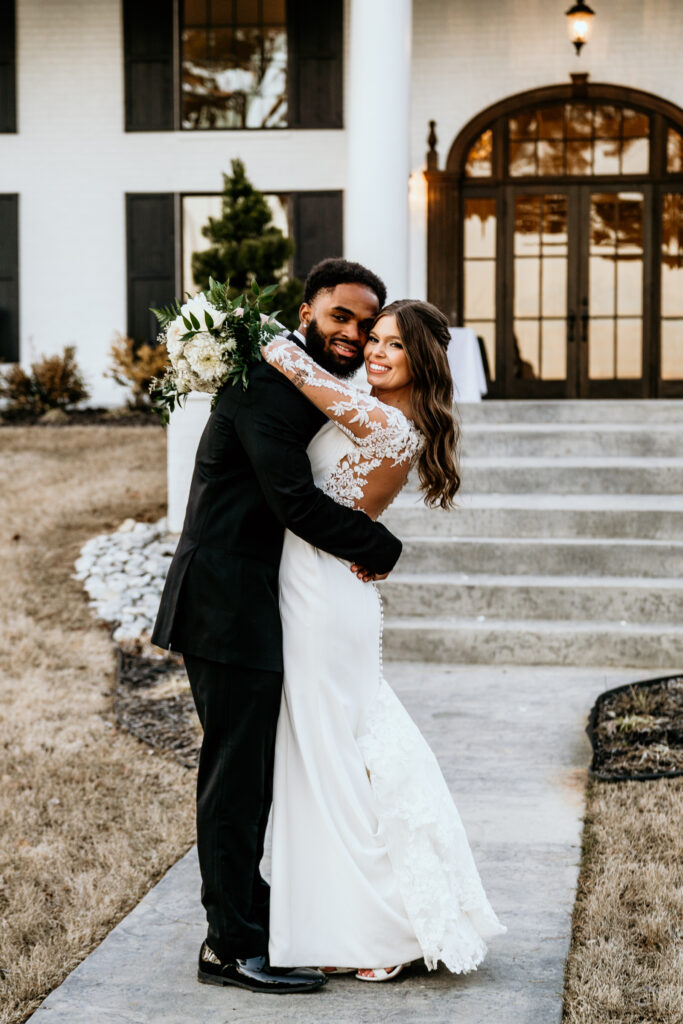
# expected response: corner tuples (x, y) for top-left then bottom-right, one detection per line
(149, 278), (281, 424)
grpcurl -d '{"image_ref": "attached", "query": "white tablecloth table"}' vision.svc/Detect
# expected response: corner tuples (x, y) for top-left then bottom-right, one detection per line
(447, 327), (488, 403)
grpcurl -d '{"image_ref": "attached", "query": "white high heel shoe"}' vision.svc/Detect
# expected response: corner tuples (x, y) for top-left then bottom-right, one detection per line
(355, 964), (405, 982)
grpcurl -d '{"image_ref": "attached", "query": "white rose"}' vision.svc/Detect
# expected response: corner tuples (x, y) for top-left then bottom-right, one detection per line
(184, 332), (226, 382)
(180, 294), (227, 333)
(165, 320), (186, 362)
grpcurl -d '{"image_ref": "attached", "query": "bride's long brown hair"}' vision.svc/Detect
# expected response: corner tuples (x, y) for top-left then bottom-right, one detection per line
(374, 300), (460, 509)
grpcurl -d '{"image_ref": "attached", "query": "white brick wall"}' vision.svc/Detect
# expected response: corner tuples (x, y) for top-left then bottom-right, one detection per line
(1, 0), (682, 403)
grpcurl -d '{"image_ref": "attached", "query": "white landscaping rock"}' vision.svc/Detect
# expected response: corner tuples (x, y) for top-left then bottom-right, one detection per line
(74, 518), (179, 643)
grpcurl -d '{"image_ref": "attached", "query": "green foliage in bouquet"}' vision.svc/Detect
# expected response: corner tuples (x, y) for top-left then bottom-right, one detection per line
(191, 159), (304, 330)
(149, 278), (282, 426)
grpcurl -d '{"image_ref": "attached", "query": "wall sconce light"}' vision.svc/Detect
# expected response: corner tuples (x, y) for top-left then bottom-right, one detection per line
(565, 1), (595, 55)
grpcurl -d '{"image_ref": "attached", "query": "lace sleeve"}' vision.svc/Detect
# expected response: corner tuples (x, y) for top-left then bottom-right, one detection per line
(263, 337), (423, 517)
(263, 337), (397, 440)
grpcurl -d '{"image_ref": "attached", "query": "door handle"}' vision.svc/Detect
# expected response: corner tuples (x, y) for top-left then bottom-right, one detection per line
(580, 298), (589, 344)
(567, 312), (576, 344)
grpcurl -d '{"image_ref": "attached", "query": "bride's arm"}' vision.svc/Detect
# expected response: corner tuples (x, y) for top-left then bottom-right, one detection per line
(262, 336), (391, 441)
(263, 336), (422, 523)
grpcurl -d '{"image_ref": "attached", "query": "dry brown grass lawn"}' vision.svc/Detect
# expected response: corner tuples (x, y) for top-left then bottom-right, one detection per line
(563, 778), (683, 1024)
(0, 427), (195, 1024)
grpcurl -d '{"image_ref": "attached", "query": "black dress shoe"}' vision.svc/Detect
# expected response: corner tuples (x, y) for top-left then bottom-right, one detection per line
(197, 942), (327, 994)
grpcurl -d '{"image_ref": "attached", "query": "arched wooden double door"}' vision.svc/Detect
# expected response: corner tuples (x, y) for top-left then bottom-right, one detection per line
(426, 81), (683, 398)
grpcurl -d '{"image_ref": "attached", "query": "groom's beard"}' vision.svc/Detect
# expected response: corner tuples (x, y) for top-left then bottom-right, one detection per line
(304, 319), (365, 379)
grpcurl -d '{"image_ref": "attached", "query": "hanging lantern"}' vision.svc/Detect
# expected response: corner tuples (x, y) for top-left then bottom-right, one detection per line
(565, 1), (595, 55)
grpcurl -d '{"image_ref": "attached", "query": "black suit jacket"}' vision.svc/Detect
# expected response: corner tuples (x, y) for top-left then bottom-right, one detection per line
(151, 353), (402, 671)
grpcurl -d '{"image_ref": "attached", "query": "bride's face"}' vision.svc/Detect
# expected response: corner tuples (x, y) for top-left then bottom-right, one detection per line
(364, 315), (412, 392)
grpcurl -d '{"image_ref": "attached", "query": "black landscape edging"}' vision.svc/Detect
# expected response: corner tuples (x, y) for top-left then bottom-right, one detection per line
(586, 673), (683, 783)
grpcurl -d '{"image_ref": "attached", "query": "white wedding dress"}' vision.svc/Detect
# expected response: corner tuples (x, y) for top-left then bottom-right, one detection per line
(264, 339), (505, 971)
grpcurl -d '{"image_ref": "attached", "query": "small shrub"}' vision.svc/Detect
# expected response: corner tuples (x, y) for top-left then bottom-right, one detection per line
(0, 346), (89, 417)
(0, 364), (35, 412)
(192, 159), (304, 331)
(107, 334), (169, 409)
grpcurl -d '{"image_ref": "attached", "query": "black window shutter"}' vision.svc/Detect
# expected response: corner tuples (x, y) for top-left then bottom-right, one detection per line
(290, 191), (343, 280)
(287, 0), (343, 129)
(126, 194), (177, 343)
(123, 0), (174, 131)
(0, 1), (16, 133)
(0, 195), (19, 362)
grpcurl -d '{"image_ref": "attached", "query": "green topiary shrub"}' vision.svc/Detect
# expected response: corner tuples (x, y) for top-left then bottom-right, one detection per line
(192, 159), (304, 330)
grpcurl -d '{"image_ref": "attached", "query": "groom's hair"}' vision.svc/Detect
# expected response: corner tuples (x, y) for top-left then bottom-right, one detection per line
(303, 258), (387, 308)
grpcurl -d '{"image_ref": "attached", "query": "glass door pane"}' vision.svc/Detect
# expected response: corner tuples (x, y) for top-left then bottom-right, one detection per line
(463, 197), (497, 379)
(587, 191), (644, 383)
(661, 193), (683, 380)
(512, 193), (568, 381)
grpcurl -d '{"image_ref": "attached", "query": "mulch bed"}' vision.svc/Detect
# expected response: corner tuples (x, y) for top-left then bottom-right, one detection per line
(0, 408), (161, 427)
(114, 646), (201, 769)
(587, 674), (683, 781)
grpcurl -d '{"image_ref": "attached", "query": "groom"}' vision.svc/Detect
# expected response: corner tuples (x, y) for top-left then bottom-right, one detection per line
(152, 259), (400, 994)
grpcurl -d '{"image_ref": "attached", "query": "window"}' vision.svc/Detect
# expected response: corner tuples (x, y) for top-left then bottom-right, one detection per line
(668, 128), (683, 174)
(465, 103), (650, 179)
(182, 192), (290, 292)
(465, 130), (492, 178)
(181, 190), (343, 287)
(124, 0), (343, 132)
(126, 190), (343, 342)
(181, 0), (287, 129)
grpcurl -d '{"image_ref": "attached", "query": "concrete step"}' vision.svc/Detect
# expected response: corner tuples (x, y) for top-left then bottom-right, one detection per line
(457, 457), (683, 494)
(398, 536), (683, 577)
(462, 423), (683, 459)
(460, 399), (683, 425)
(383, 495), (683, 540)
(387, 400), (683, 666)
(382, 616), (683, 667)
(379, 573), (683, 624)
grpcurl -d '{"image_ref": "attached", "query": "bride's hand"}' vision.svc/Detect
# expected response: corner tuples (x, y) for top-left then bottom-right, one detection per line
(350, 563), (390, 583)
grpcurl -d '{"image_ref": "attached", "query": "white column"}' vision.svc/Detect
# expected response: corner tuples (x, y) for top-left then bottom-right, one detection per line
(345, 0), (413, 302)
(166, 392), (212, 533)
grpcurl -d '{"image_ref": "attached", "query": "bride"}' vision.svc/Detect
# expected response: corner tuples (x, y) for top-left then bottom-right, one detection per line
(261, 299), (505, 981)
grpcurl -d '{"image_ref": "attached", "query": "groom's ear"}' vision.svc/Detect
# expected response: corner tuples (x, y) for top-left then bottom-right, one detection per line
(298, 302), (313, 331)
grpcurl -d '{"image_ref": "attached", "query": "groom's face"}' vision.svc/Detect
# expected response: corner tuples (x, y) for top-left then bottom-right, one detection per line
(299, 283), (380, 378)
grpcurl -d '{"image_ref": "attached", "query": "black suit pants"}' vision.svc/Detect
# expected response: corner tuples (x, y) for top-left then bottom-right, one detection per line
(183, 653), (282, 961)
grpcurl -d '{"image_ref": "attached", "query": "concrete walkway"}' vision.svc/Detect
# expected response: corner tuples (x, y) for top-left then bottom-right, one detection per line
(30, 661), (653, 1024)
